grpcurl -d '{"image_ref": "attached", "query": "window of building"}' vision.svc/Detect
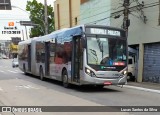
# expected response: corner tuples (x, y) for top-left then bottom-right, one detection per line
(80, 0), (88, 4)
(75, 17), (78, 25)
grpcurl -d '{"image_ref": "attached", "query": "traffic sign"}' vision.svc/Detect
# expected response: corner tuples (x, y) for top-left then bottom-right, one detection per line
(20, 21), (38, 27)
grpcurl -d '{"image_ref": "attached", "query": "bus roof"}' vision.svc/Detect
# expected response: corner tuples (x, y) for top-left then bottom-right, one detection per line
(33, 26), (82, 42)
(18, 39), (32, 45)
(18, 24), (125, 44)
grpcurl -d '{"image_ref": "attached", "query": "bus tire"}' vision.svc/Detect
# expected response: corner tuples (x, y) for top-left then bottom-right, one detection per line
(62, 70), (70, 88)
(40, 67), (45, 81)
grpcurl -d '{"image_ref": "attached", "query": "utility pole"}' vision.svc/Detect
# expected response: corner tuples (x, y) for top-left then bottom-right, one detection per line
(123, 0), (130, 36)
(22, 30), (24, 41)
(44, 0), (48, 35)
(25, 26), (28, 40)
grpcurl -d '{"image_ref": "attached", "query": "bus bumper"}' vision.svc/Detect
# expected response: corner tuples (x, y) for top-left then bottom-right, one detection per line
(80, 75), (127, 86)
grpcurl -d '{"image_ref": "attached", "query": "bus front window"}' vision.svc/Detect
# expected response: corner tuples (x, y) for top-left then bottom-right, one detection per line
(87, 37), (109, 65)
(87, 37), (127, 67)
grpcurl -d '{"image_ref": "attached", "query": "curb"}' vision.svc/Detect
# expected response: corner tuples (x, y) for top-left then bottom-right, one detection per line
(124, 85), (160, 94)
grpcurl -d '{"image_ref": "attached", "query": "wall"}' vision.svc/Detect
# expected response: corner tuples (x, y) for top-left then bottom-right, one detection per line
(111, 0), (160, 45)
(54, 0), (80, 30)
(111, 0), (160, 82)
(80, 0), (111, 25)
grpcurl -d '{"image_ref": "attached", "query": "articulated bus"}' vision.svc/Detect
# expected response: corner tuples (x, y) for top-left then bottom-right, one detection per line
(18, 25), (127, 88)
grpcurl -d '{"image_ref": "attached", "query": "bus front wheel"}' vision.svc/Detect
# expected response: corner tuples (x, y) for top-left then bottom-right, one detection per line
(62, 70), (70, 88)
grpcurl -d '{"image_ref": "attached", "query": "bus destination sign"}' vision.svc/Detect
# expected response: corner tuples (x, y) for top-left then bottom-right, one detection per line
(89, 28), (121, 36)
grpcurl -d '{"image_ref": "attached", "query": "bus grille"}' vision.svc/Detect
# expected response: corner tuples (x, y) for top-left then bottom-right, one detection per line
(97, 77), (120, 79)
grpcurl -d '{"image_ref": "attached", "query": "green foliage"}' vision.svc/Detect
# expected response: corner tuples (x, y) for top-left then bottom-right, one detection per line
(26, 0), (54, 38)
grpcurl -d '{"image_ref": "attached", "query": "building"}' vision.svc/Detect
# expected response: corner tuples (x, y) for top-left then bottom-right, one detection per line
(54, 0), (160, 83)
(54, 0), (80, 30)
(80, 0), (111, 25)
(54, 0), (111, 29)
(0, 40), (11, 58)
(111, 0), (160, 83)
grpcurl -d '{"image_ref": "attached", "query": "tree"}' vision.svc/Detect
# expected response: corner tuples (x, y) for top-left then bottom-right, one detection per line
(26, 0), (54, 38)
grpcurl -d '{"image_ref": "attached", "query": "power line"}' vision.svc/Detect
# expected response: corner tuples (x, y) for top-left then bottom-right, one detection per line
(111, 1), (160, 31)
(56, 0), (124, 28)
(58, 1), (160, 31)
(58, 4), (124, 28)
(86, 16), (114, 25)
(129, 12), (160, 33)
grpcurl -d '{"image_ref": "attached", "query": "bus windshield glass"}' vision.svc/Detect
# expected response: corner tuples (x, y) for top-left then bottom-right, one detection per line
(87, 37), (127, 67)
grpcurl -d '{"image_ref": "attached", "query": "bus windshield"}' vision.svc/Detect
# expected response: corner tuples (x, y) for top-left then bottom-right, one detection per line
(87, 37), (127, 67)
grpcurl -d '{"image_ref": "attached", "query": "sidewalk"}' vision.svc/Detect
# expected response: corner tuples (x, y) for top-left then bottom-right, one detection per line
(127, 81), (160, 91)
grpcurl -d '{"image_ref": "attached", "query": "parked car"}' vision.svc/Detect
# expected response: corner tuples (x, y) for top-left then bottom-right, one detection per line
(2, 55), (8, 59)
(127, 56), (136, 81)
(12, 58), (19, 68)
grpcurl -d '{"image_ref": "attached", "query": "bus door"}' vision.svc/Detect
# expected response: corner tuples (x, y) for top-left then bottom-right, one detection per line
(71, 36), (81, 83)
(45, 42), (50, 76)
(28, 45), (31, 72)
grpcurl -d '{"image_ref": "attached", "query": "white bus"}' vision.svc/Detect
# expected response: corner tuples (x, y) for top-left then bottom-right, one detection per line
(18, 25), (128, 88)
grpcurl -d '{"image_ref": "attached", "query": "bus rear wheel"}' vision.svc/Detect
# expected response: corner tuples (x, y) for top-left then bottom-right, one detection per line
(62, 70), (70, 88)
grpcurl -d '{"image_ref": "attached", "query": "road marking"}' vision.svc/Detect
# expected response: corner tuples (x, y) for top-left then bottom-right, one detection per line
(125, 85), (160, 94)
(7, 70), (18, 73)
(16, 85), (39, 90)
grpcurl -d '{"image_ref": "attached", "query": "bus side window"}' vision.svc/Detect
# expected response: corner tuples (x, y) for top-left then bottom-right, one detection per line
(55, 52), (63, 64)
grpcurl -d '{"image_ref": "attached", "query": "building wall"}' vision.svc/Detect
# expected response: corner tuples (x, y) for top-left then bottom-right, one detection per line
(111, 0), (160, 82)
(111, 0), (160, 45)
(80, 0), (111, 25)
(54, 0), (80, 30)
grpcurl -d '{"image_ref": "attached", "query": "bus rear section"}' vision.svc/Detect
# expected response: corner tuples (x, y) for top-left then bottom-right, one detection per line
(18, 39), (32, 74)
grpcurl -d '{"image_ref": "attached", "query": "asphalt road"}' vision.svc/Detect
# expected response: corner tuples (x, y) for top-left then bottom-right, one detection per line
(0, 59), (159, 115)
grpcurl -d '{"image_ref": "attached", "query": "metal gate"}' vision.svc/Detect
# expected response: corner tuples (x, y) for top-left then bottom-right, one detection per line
(143, 43), (160, 83)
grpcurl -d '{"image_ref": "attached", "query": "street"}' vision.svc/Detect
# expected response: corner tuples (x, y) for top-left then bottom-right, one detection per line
(0, 59), (160, 115)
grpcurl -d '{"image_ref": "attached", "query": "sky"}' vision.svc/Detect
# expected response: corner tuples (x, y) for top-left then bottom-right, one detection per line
(0, 0), (55, 41)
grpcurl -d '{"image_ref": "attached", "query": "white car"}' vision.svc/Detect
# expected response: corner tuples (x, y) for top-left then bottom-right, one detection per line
(127, 56), (136, 81)
(12, 58), (19, 68)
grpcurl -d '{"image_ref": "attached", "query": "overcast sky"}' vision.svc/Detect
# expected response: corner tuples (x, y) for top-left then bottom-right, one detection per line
(0, 0), (55, 40)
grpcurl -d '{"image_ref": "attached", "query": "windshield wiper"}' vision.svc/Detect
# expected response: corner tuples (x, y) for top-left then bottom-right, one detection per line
(89, 49), (98, 64)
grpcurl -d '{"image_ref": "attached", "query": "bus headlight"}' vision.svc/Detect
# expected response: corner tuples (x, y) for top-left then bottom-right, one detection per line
(85, 67), (96, 77)
(123, 70), (127, 75)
